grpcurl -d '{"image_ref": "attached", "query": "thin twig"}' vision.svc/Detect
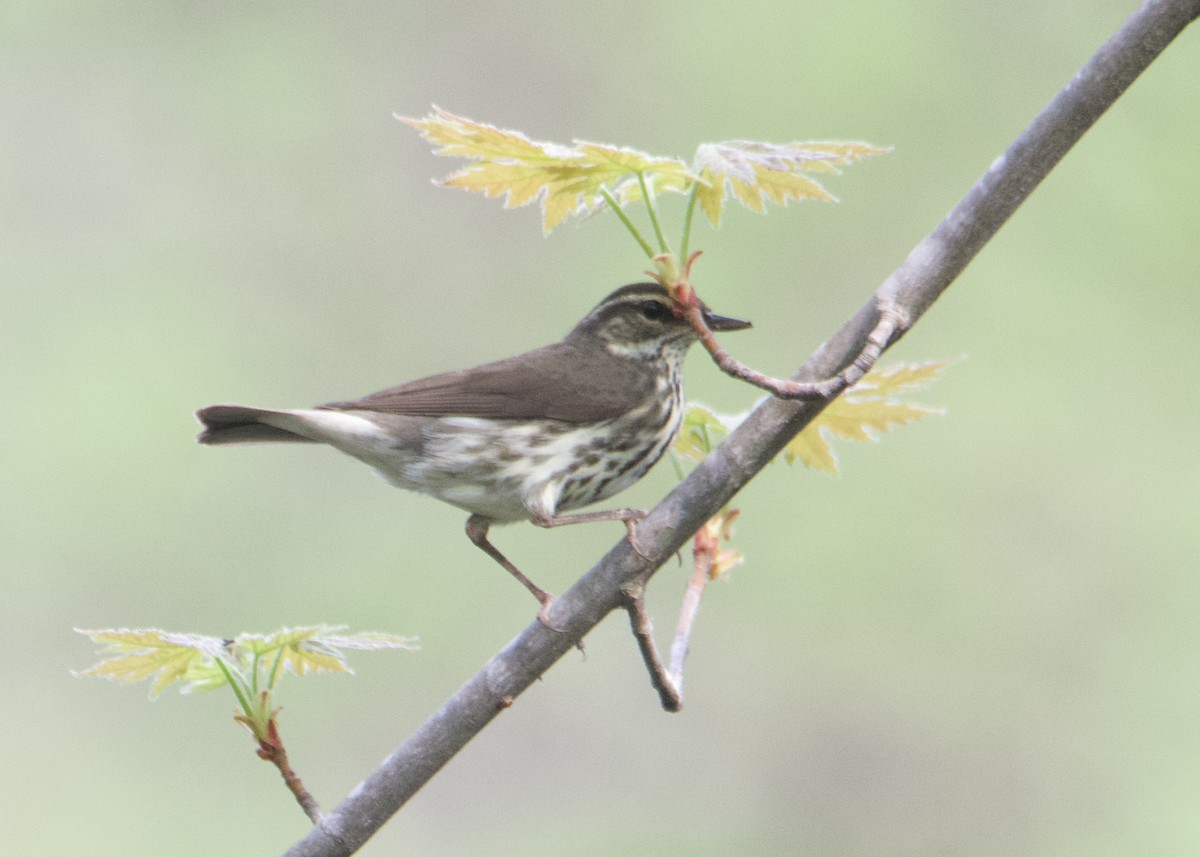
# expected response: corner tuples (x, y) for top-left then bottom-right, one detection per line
(657, 250), (908, 399)
(623, 515), (728, 711)
(680, 288), (909, 401)
(256, 717), (323, 824)
(669, 526), (716, 690)
(622, 581), (682, 712)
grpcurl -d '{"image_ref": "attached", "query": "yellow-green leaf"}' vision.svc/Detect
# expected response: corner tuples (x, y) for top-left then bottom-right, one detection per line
(692, 140), (889, 226)
(401, 108), (693, 234)
(401, 107), (560, 164)
(238, 626), (349, 677)
(781, 428), (840, 476)
(783, 360), (946, 475)
(619, 168), (693, 199)
(236, 625), (418, 680)
(572, 141), (692, 187)
(319, 630), (420, 652)
(856, 360), (950, 390)
(75, 629), (225, 699)
(672, 404), (737, 462)
(179, 660), (235, 693)
(78, 625), (417, 698)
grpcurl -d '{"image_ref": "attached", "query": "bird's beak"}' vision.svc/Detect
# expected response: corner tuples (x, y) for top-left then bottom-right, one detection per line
(701, 306), (752, 332)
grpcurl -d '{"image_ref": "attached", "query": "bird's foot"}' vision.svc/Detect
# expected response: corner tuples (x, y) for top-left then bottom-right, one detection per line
(536, 594), (567, 633)
(621, 510), (650, 560)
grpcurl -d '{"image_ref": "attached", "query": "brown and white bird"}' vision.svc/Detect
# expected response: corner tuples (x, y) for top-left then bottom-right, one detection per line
(196, 282), (750, 621)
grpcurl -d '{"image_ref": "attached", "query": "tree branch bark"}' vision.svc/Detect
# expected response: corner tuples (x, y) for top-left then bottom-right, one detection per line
(285, 1), (1200, 853)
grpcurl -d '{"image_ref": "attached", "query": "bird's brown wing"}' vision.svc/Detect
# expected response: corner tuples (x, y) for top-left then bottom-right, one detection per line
(318, 342), (652, 424)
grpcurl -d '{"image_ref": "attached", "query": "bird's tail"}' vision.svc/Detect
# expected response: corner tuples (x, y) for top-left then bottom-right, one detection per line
(195, 405), (321, 445)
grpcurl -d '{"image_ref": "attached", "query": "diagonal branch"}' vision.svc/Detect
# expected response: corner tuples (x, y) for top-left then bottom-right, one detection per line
(285, 2), (1200, 854)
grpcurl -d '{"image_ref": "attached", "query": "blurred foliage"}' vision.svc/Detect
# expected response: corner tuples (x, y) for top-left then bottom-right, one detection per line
(3, 2), (1199, 856)
(674, 361), (947, 476)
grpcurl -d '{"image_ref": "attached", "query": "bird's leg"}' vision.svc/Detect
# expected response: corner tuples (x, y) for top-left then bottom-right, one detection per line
(465, 515), (560, 629)
(529, 508), (650, 560)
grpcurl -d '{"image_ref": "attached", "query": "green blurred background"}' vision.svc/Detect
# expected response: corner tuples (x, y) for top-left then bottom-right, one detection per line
(4, 1), (1199, 854)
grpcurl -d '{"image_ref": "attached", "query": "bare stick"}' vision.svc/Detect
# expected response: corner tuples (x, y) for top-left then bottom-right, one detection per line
(680, 291), (909, 400)
(668, 524), (717, 691)
(622, 581), (682, 712)
(255, 717), (323, 825)
(624, 517), (724, 711)
(286, 4), (1200, 854)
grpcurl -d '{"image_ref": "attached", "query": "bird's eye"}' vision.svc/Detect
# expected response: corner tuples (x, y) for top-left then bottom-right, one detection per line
(638, 300), (671, 322)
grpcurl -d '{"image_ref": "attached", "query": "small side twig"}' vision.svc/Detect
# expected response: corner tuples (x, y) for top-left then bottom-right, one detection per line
(669, 522), (717, 688)
(622, 581), (681, 712)
(650, 250), (909, 401)
(250, 713), (324, 824)
(623, 515), (729, 712)
(680, 282), (909, 401)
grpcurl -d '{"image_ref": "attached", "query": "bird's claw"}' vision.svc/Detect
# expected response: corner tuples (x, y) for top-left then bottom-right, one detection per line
(622, 510), (651, 561)
(536, 596), (567, 633)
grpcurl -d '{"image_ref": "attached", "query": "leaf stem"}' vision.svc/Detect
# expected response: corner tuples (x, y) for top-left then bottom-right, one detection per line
(680, 183), (699, 262)
(636, 171), (671, 255)
(599, 187), (655, 259)
(268, 647), (287, 690)
(216, 656), (254, 720)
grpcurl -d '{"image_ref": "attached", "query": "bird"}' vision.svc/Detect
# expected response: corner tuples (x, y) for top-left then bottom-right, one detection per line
(196, 282), (750, 623)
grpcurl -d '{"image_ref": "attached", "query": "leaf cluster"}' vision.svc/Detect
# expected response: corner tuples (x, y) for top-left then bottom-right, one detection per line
(402, 107), (888, 242)
(76, 626), (416, 700)
(674, 360), (948, 477)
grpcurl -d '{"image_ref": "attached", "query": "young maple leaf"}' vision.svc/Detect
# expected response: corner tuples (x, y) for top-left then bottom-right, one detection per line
(673, 361), (946, 476)
(603, 167), (694, 209)
(672, 403), (737, 463)
(700, 508), (744, 579)
(240, 625), (416, 680)
(75, 629), (227, 699)
(691, 140), (891, 227)
(401, 107), (692, 233)
(77, 626), (417, 697)
(242, 626), (354, 677)
(783, 360), (947, 475)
